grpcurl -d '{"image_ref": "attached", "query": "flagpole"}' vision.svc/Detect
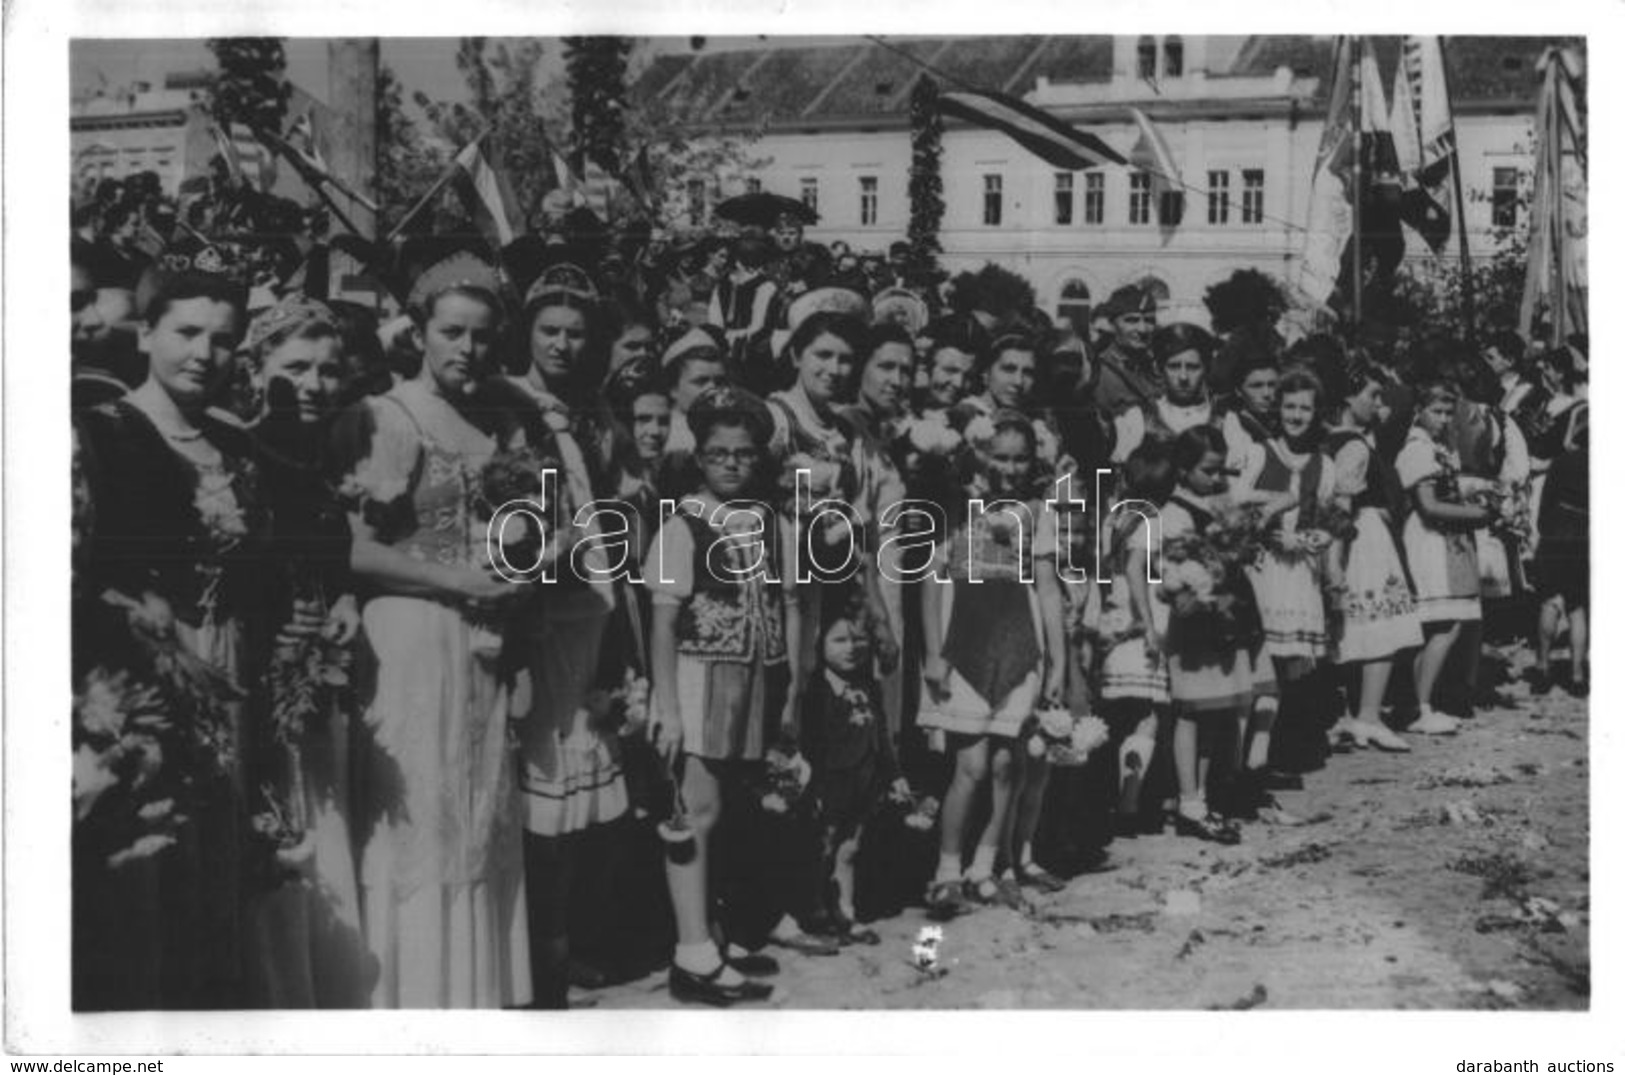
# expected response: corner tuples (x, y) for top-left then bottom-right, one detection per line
(1439, 38), (1477, 348)
(1351, 36), (1364, 331)
(385, 127), (490, 244)
(252, 123), (368, 240)
(1550, 64), (1567, 346)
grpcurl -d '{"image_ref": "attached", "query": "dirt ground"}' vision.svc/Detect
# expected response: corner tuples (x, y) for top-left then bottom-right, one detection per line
(585, 644), (1590, 1011)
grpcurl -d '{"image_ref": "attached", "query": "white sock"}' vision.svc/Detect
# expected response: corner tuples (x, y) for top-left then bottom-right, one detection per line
(675, 942), (723, 975)
(934, 859), (962, 885)
(966, 844), (997, 880)
(1179, 795), (1208, 821)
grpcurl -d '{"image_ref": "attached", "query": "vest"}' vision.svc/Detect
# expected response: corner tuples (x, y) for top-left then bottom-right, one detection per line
(674, 507), (789, 664)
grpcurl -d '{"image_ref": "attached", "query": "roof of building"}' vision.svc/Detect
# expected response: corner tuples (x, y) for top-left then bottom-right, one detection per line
(631, 35), (1576, 130)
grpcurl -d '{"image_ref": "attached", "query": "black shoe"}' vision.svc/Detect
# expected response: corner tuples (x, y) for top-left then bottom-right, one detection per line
(669, 963), (775, 1006)
(1529, 668), (1554, 695)
(1567, 679), (1589, 699)
(726, 950), (781, 977)
(1260, 769), (1304, 792)
(567, 958), (611, 991)
(1173, 812), (1242, 845)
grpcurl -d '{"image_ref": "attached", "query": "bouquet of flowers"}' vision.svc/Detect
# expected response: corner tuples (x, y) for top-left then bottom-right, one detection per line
(756, 743), (815, 816)
(1158, 506), (1265, 651)
(1027, 707), (1111, 766)
(897, 410), (964, 459)
(249, 780), (316, 881)
(885, 780), (941, 832)
(75, 592), (246, 871)
(335, 455), (412, 542)
(1269, 500), (1357, 565)
(470, 446), (560, 575)
(781, 452), (858, 551)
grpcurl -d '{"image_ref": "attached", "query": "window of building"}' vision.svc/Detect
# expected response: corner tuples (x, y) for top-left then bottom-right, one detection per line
(983, 173), (1003, 226)
(800, 176), (819, 215)
(686, 179), (706, 226)
(1242, 169), (1265, 224)
(1164, 37), (1184, 78)
(1137, 36), (1157, 80)
(859, 175), (878, 226)
(1058, 278), (1091, 332)
(1159, 189), (1185, 226)
(1492, 167), (1521, 228)
(1207, 170), (1230, 225)
(1054, 172), (1074, 225)
(1129, 173), (1152, 225)
(745, 177), (762, 194)
(1084, 172), (1105, 224)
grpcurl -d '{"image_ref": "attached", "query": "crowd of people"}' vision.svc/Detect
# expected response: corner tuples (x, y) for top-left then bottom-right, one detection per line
(69, 199), (1590, 1011)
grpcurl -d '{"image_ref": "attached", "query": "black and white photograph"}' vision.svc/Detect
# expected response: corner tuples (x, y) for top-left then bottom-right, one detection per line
(5, 1), (1621, 1062)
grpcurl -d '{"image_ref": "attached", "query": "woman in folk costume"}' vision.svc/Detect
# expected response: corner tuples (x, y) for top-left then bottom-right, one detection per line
(501, 263), (632, 1008)
(767, 299), (897, 717)
(241, 293), (370, 1006)
(838, 321), (916, 730)
(340, 251), (531, 1008)
(73, 247), (265, 1010)
(1321, 360), (1423, 752)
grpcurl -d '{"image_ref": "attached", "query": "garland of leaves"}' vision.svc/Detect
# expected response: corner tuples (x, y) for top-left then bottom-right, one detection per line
(907, 75), (945, 280)
(564, 36), (634, 178)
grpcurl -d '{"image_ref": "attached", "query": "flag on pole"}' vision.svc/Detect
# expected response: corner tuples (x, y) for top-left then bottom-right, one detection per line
(1396, 36), (1457, 252)
(1298, 37), (1356, 306)
(1356, 37), (1406, 288)
(1128, 107), (1183, 231)
(224, 122), (277, 192)
(938, 88), (1127, 171)
(1520, 46), (1587, 343)
(455, 135), (525, 247)
(259, 120), (381, 214)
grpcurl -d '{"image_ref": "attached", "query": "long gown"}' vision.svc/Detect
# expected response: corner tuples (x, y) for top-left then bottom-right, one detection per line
(73, 399), (262, 1010)
(346, 384), (531, 1008)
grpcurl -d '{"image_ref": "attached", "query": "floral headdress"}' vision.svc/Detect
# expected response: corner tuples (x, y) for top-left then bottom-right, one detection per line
(243, 292), (339, 359)
(406, 251), (504, 319)
(688, 384), (773, 446)
(785, 287), (870, 335)
(660, 326), (725, 368)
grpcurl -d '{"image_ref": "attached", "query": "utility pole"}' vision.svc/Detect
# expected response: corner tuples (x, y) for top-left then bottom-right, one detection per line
(326, 39), (380, 305)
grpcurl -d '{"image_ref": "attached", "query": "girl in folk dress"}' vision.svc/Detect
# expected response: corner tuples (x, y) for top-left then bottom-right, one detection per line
(1396, 381), (1497, 735)
(1322, 362), (1423, 752)
(343, 254), (531, 1008)
(1232, 369), (1335, 794)
(919, 412), (1067, 913)
(1160, 427), (1254, 844)
(1089, 445), (1175, 833)
(645, 386), (803, 1005)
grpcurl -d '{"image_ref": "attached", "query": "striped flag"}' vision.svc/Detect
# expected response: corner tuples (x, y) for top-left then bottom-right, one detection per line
(1396, 36), (1457, 252)
(938, 88), (1127, 171)
(1128, 107), (1180, 185)
(1520, 46), (1587, 342)
(220, 122), (277, 192)
(1298, 37), (1357, 306)
(455, 136), (524, 247)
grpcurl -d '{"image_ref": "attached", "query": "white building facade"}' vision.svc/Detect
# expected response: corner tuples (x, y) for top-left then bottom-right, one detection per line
(646, 35), (1553, 326)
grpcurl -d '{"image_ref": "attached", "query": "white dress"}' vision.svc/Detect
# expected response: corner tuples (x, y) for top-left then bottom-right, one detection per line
(1237, 440), (1336, 663)
(1395, 428), (1482, 623)
(352, 386), (531, 1009)
(1327, 430), (1423, 662)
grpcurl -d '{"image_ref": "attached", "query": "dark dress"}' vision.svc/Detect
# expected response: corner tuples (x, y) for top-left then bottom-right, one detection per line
(803, 672), (900, 843)
(72, 399), (267, 1010)
(1537, 432), (1588, 607)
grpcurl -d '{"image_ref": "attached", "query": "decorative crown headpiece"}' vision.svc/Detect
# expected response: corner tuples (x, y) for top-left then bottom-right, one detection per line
(407, 251), (504, 315)
(523, 262), (600, 308)
(244, 292), (339, 356)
